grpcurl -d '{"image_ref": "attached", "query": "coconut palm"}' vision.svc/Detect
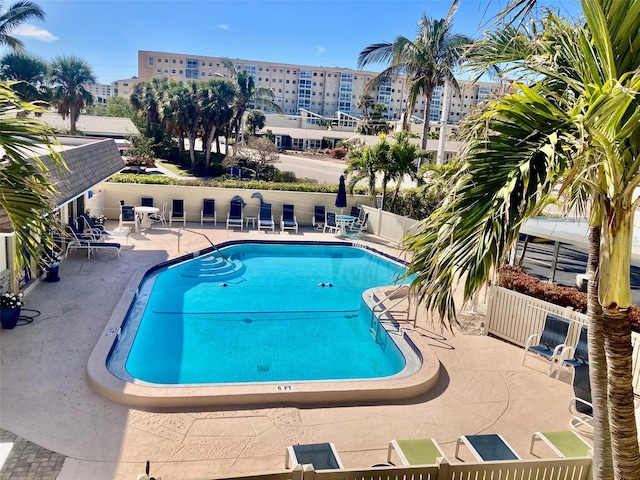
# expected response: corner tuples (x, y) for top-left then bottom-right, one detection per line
(0, 52), (49, 102)
(222, 59), (282, 142)
(344, 135), (391, 205)
(50, 55), (96, 134)
(0, 83), (64, 270)
(404, 2), (640, 478)
(0, 0), (44, 52)
(357, 0), (471, 150)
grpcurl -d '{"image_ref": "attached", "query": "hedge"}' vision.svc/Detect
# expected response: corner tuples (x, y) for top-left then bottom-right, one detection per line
(499, 265), (640, 331)
(109, 173), (368, 194)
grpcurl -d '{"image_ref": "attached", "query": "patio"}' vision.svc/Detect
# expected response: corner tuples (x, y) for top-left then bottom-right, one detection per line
(0, 223), (581, 480)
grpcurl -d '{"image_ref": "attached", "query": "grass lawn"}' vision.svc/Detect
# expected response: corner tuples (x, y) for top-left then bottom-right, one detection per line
(155, 159), (195, 176)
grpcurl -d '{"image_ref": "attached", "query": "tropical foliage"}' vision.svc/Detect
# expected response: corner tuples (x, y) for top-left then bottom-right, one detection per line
(0, 84), (65, 270)
(403, 1), (640, 477)
(357, 0), (471, 149)
(0, 52), (49, 102)
(0, 0), (44, 52)
(50, 55), (96, 134)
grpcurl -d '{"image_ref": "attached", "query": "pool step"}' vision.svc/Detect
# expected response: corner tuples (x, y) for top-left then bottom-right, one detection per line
(178, 258), (245, 280)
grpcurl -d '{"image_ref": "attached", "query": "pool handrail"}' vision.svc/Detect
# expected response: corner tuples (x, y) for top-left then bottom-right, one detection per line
(177, 227), (231, 261)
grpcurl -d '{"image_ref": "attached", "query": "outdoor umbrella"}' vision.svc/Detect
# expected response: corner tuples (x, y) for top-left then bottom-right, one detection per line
(335, 175), (347, 214)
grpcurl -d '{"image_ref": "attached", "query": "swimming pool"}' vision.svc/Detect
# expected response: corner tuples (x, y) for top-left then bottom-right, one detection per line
(91, 241), (440, 407)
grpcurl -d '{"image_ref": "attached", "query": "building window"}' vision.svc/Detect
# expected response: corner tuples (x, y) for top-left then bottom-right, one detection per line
(172, 69), (176, 74)
(164, 59), (168, 63)
(186, 58), (199, 79)
(172, 59), (176, 63)
(148, 56), (153, 66)
(179, 60), (183, 64)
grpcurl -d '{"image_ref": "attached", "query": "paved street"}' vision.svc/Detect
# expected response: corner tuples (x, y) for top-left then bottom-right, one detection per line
(517, 237), (640, 305)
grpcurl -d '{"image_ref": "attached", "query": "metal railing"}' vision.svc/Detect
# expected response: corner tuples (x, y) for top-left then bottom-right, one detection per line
(177, 227), (230, 261)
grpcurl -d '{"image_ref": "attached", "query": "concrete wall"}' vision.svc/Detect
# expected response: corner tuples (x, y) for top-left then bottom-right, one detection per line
(95, 182), (374, 227)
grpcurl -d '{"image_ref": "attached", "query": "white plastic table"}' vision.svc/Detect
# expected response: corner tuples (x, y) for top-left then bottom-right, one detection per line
(135, 206), (160, 230)
(335, 214), (355, 236)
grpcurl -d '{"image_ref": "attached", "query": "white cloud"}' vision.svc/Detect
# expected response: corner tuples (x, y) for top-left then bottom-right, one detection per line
(316, 45), (326, 55)
(13, 24), (58, 42)
(216, 24), (230, 31)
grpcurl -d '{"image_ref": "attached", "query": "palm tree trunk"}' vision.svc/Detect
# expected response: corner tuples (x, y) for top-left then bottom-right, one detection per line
(421, 92), (432, 150)
(70, 107), (77, 134)
(603, 308), (640, 479)
(586, 224), (613, 478)
(178, 132), (185, 156)
(600, 207), (640, 479)
(187, 132), (196, 170)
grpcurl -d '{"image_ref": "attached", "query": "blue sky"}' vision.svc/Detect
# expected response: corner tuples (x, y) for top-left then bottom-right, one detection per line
(9, 0), (580, 84)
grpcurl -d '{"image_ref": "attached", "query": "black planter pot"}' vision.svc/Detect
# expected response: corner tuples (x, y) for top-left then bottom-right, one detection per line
(1, 307), (21, 329)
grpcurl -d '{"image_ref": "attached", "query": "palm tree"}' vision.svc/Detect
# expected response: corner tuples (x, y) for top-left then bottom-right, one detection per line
(50, 55), (96, 134)
(404, 2), (640, 478)
(222, 59), (282, 142)
(357, 0), (471, 150)
(387, 131), (426, 211)
(199, 77), (237, 175)
(162, 80), (200, 168)
(130, 77), (168, 144)
(0, 52), (49, 103)
(0, 0), (44, 52)
(0, 83), (65, 270)
(344, 135), (390, 205)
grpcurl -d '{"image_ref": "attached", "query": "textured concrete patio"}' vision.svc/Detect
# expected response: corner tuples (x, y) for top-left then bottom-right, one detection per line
(0, 222), (582, 480)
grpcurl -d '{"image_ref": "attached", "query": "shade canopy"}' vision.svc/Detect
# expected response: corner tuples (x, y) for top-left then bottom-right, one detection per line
(335, 175), (347, 213)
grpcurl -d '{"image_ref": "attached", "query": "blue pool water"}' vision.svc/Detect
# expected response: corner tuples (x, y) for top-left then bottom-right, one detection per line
(114, 243), (412, 385)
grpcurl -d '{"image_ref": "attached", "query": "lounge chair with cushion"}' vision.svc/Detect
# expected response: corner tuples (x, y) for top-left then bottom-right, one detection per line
(557, 324), (589, 378)
(530, 431), (591, 457)
(313, 205), (325, 230)
(119, 205), (139, 232)
(77, 213), (108, 239)
(349, 212), (369, 234)
(66, 224), (121, 259)
(522, 312), (570, 376)
(323, 211), (338, 234)
(285, 442), (344, 470)
(258, 203), (275, 232)
(170, 199), (186, 227)
(201, 198), (217, 226)
(280, 204), (298, 233)
(226, 200), (243, 230)
(141, 197), (154, 207)
(455, 434), (521, 461)
(387, 438), (446, 465)
(569, 363), (593, 432)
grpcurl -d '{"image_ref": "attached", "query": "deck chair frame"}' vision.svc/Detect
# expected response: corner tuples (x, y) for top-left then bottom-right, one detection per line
(258, 203), (275, 232)
(280, 204), (298, 232)
(387, 438), (446, 465)
(226, 200), (244, 230)
(522, 312), (570, 376)
(530, 431), (591, 458)
(169, 199), (186, 227)
(201, 198), (217, 226)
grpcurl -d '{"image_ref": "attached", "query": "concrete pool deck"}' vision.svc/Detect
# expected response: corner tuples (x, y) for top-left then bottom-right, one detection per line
(0, 223), (582, 480)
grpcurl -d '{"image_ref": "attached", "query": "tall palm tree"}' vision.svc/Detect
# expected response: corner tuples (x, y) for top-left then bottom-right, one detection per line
(130, 77), (168, 144)
(199, 77), (237, 175)
(0, 83), (64, 270)
(162, 80), (199, 168)
(222, 59), (282, 142)
(50, 55), (95, 134)
(404, 2), (640, 478)
(0, 52), (49, 103)
(357, 0), (471, 150)
(0, 0), (44, 52)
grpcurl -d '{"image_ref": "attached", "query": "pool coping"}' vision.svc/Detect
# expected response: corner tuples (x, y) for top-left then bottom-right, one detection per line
(86, 240), (441, 408)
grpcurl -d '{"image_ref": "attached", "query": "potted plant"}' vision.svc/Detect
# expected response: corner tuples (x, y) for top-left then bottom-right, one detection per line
(1, 292), (24, 329)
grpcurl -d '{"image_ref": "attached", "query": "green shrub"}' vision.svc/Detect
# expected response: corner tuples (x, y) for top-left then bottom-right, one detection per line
(108, 173), (367, 194)
(499, 265), (640, 332)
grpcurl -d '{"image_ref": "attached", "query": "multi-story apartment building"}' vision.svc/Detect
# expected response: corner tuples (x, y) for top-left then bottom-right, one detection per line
(85, 82), (112, 104)
(113, 50), (506, 127)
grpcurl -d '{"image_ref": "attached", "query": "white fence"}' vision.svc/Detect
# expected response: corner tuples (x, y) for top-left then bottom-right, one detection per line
(212, 456), (592, 480)
(487, 285), (640, 395)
